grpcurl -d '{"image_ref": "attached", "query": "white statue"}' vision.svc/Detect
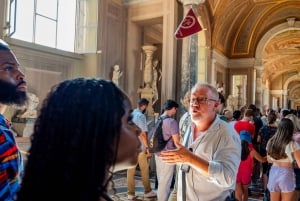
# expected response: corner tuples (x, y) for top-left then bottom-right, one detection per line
(217, 82), (224, 94)
(16, 92), (39, 118)
(112, 64), (123, 86)
(152, 59), (160, 105)
(225, 94), (234, 111)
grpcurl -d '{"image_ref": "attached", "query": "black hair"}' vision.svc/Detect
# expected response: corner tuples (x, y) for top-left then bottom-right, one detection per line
(161, 99), (179, 113)
(241, 140), (250, 161)
(138, 98), (149, 107)
(17, 78), (127, 201)
(232, 110), (242, 120)
(218, 92), (225, 104)
(281, 109), (290, 117)
(248, 104), (256, 111)
(267, 112), (277, 124)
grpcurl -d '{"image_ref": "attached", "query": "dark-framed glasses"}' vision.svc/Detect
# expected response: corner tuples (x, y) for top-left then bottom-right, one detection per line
(190, 97), (218, 105)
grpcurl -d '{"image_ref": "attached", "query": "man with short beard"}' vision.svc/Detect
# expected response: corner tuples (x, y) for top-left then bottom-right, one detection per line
(127, 98), (156, 200)
(160, 83), (241, 201)
(0, 39), (27, 200)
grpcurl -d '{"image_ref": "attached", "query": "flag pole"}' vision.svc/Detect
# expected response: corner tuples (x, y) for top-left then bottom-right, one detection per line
(188, 4), (198, 91)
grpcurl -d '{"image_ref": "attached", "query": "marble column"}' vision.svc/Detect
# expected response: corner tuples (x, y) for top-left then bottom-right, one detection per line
(237, 85), (242, 109)
(142, 45), (157, 88)
(211, 59), (217, 85)
(264, 79), (270, 107)
(254, 67), (263, 107)
(138, 45), (157, 116)
(178, 0), (205, 116)
(283, 89), (288, 109)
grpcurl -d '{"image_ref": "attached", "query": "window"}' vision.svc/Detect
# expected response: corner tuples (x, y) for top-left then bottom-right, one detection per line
(75, 0), (98, 53)
(7, 0), (77, 52)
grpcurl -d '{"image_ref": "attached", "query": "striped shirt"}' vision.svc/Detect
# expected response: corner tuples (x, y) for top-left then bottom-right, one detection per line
(0, 114), (23, 201)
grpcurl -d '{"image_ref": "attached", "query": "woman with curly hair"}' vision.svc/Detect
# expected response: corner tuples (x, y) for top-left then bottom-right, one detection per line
(267, 118), (300, 201)
(16, 78), (141, 201)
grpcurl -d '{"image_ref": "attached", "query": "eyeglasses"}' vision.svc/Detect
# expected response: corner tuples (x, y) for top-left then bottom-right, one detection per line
(190, 97), (218, 105)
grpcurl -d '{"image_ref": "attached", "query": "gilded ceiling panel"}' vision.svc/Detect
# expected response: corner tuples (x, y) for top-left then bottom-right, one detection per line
(211, 0), (249, 55)
(232, 5), (267, 55)
(210, 0), (300, 58)
(262, 30), (300, 82)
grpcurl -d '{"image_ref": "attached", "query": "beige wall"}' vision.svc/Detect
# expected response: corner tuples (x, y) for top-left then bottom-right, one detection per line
(7, 38), (84, 106)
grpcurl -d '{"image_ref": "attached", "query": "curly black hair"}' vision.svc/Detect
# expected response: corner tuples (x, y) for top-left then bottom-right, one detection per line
(17, 78), (127, 201)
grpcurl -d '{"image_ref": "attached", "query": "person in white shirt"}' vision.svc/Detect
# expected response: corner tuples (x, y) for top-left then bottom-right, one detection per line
(160, 82), (241, 201)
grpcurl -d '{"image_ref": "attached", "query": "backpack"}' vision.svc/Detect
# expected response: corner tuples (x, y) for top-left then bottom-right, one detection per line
(148, 116), (171, 153)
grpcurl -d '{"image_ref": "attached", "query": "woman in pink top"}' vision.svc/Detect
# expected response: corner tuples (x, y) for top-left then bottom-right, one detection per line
(235, 130), (267, 201)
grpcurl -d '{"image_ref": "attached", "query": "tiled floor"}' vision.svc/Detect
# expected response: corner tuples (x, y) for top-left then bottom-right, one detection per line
(108, 171), (156, 201)
(107, 170), (264, 201)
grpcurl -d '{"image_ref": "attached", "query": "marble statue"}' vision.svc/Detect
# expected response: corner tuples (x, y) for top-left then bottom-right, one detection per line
(112, 64), (123, 86)
(225, 94), (234, 111)
(16, 92), (39, 119)
(152, 59), (160, 105)
(217, 82), (224, 94)
(137, 45), (158, 115)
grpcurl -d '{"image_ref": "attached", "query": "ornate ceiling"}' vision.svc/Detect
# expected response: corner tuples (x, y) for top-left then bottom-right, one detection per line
(207, 0), (300, 83)
(128, 0), (300, 85)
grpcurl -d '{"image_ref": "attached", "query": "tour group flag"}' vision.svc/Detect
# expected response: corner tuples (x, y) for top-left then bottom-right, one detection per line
(175, 8), (202, 39)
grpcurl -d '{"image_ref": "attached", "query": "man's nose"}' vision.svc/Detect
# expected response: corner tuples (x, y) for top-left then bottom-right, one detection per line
(16, 68), (25, 81)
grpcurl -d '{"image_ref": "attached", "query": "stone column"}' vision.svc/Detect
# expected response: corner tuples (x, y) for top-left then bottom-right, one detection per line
(211, 59), (217, 85)
(264, 79), (270, 106)
(178, 0), (205, 116)
(138, 45), (157, 116)
(283, 89), (288, 109)
(142, 45), (157, 88)
(237, 85), (242, 109)
(254, 68), (263, 107)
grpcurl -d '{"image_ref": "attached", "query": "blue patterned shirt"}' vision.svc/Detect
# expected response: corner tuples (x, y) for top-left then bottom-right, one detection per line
(0, 114), (23, 201)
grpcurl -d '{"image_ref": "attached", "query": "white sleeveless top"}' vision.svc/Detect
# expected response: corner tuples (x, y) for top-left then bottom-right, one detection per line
(267, 141), (300, 163)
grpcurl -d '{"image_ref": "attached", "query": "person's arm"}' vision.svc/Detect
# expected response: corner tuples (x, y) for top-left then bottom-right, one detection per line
(256, 127), (263, 143)
(135, 113), (151, 156)
(139, 131), (151, 157)
(160, 128), (241, 187)
(267, 154), (273, 164)
(172, 133), (180, 145)
(160, 141), (209, 171)
(251, 149), (267, 163)
(294, 149), (300, 167)
(251, 124), (256, 139)
(292, 140), (300, 167)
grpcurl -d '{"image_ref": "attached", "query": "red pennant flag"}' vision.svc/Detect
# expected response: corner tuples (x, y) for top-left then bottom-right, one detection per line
(175, 8), (202, 39)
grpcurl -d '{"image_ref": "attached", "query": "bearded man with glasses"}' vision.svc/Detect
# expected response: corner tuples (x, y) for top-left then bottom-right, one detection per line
(160, 82), (241, 201)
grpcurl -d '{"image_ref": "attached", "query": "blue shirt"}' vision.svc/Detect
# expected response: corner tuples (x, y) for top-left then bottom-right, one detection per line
(131, 108), (148, 150)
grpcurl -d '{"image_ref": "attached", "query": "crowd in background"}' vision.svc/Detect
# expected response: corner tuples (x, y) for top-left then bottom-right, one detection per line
(218, 100), (300, 201)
